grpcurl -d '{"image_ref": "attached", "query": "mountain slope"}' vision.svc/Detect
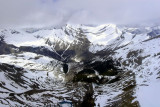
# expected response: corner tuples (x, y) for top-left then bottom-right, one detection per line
(0, 24), (160, 106)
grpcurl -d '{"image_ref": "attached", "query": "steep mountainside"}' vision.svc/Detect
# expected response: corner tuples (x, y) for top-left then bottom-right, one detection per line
(0, 24), (160, 106)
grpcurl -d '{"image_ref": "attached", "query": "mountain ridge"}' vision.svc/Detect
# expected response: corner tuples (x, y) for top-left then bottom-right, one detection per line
(0, 24), (160, 106)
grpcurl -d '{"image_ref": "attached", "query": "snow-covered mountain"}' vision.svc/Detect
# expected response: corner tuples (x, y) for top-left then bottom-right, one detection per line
(0, 24), (160, 107)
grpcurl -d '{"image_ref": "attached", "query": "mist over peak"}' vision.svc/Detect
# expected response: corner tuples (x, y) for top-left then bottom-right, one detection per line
(0, 0), (160, 28)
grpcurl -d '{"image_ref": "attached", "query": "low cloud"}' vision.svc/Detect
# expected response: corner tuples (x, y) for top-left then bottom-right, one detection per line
(0, 0), (160, 28)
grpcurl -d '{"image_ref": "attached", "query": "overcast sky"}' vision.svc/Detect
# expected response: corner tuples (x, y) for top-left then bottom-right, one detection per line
(0, 0), (160, 28)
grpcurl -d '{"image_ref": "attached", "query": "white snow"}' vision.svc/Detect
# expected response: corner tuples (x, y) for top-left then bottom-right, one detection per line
(1, 24), (160, 106)
(84, 24), (122, 46)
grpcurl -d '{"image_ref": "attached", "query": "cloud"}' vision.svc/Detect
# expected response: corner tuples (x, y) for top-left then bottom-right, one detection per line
(0, 0), (160, 28)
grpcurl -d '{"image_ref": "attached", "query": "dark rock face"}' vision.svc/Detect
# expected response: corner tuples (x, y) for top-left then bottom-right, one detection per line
(72, 59), (121, 84)
(80, 83), (95, 107)
(0, 63), (26, 86)
(11, 30), (20, 34)
(87, 60), (119, 76)
(148, 29), (160, 37)
(0, 41), (18, 55)
(19, 46), (64, 61)
(62, 63), (68, 73)
(0, 34), (4, 41)
(19, 46), (77, 62)
(0, 35), (18, 55)
(9, 93), (15, 97)
(73, 69), (99, 83)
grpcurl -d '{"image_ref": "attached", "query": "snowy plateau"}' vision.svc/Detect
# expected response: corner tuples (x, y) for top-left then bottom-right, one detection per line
(0, 24), (160, 107)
